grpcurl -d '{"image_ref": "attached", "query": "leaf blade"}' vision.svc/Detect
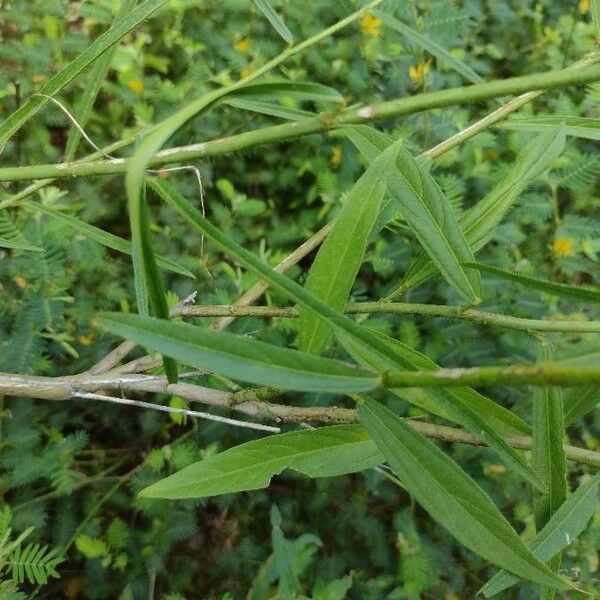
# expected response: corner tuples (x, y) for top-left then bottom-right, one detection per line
(252, 0), (294, 43)
(299, 141), (401, 355)
(100, 313), (379, 394)
(358, 398), (570, 592)
(139, 425), (382, 499)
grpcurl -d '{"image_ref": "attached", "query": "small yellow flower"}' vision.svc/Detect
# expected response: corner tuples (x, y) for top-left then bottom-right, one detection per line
(127, 79), (144, 93)
(487, 464), (507, 475)
(408, 60), (431, 86)
(240, 66), (256, 79)
(553, 237), (575, 258)
(234, 37), (251, 54)
(14, 276), (28, 289)
(78, 333), (95, 346)
(32, 74), (47, 85)
(331, 145), (342, 168)
(580, 0), (591, 13)
(360, 13), (381, 38)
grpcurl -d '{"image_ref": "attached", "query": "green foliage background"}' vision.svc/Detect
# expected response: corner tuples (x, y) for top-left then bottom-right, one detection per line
(0, 0), (599, 597)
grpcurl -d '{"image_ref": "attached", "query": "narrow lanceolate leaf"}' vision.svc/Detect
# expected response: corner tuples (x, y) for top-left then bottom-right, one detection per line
(148, 178), (444, 375)
(502, 116), (600, 141)
(299, 141), (401, 355)
(398, 126), (566, 294)
(465, 263), (600, 303)
(224, 99), (314, 121)
(377, 12), (483, 84)
(139, 425), (382, 499)
(341, 331), (542, 489)
(532, 346), (567, 600)
(64, 0), (137, 160)
(0, 0), (168, 146)
(127, 79), (340, 316)
(23, 201), (194, 278)
(481, 474), (600, 597)
(252, 0), (294, 43)
(593, 0), (600, 42)
(358, 399), (570, 591)
(101, 313), (379, 394)
(345, 126), (482, 301)
(563, 387), (598, 426)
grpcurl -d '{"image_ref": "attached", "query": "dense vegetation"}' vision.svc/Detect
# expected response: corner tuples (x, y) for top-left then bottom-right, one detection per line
(1, 0), (600, 598)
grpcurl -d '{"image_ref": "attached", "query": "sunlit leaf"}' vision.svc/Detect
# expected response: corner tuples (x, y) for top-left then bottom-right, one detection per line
(139, 425), (382, 499)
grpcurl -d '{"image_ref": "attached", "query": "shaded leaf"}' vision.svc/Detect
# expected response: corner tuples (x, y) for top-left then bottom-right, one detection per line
(377, 11), (483, 84)
(253, 0), (294, 43)
(0, 0), (169, 145)
(358, 398), (570, 591)
(481, 474), (600, 597)
(465, 263), (600, 303)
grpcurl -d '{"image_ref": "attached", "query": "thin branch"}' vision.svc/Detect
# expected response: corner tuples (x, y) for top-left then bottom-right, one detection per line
(382, 363), (600, 388)
(1, 371), (598, 467)
(73, 392), (280, 433)
(4, 64), (600, 182)
(173, 302), (600, 334)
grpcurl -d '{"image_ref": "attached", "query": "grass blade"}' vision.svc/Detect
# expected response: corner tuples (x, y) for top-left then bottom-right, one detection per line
(358, 398), (570, 591)
(139, 425), (382, 499)
(23, 200), (194, 278)
(101, 313), (378, 394)
(345, 126), (481, 302)
(377, 11), (483, 84)
(532, 345), (567, 600)
(465, 263), (600, 303)
(481, 474), (600, 597)
(299, 141), (401, 355)
(398, 126), (565, 294)
(0, 0), (168, 146)
(64, 0), (138, 160)
(252, 0), (294, 44)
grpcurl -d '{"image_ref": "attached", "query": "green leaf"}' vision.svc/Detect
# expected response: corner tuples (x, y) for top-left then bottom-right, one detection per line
(501, 116), (600, 141)
(0, 211), (41, 252)
(377, 12), (483, 84)
(224, 98), (314, 121)
(341, 329), (529, 434)
(594, 0), (600, 41)
(299, 141), (401, 355)
(64, 0), (137, 160)
(0, 0), (168, 146)
(358, 399), (570, 592)
(398, 126), (566, 294)
(532, 345), (567, 600)
(23, 200), (194, 278)
(148, 178), (430, 372)
(481, 474), (600, 597)
(10, 543), (64, 585)
(253, 0), (294, 43)
(101, 313), (379, 394)
(563, 387), (598, 426)
(464, 263), (600, 303)
(345, 127), (481, 302)
(341, 331), (542, 488)
(139, 425), (382, 499)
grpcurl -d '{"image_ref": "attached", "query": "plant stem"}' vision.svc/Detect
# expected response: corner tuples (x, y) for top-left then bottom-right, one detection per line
(4, 64), (600, 182)
(1, 371), (598, 467)
(173, 301), (600, 334)
(382, 363), (600, 388)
